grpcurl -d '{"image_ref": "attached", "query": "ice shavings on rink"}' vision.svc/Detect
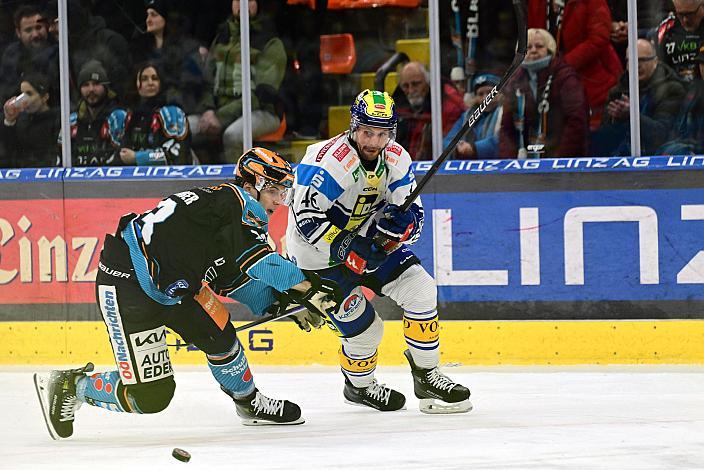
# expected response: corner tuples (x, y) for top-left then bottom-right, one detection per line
(4, 365), (704, 470)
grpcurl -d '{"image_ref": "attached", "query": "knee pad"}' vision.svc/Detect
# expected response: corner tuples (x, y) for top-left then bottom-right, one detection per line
(381, 264), (437, 314)
(125, 376), (176, 413)
(190, 321), (238, 356)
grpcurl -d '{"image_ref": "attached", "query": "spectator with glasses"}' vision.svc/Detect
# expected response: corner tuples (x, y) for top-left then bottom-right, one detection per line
(657, 0), (704, 82)
(593, 38), (686, 156)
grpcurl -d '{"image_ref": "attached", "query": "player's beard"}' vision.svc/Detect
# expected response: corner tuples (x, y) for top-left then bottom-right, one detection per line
(360, 146), (382, 160)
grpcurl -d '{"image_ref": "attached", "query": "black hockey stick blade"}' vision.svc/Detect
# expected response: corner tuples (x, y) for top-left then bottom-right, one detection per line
(400, 0), (527, 213)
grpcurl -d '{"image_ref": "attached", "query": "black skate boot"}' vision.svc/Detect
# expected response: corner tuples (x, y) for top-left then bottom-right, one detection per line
(404, 350), (472, 414)
(34, 362), (94, 439)
(222, 386), (304, 425)
(343, 377), (406, 411)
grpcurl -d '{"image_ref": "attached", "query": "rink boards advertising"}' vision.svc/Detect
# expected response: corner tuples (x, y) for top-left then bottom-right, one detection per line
(1, 156), (703, 365)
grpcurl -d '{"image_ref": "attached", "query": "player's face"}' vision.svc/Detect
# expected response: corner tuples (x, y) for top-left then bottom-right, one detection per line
(355, 125), (392, 161)
(258, 183), (289, 215)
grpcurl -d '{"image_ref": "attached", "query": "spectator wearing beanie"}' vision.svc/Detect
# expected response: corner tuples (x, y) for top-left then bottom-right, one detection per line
(67, 59), (126, 166)
(443, 73), (504, 159)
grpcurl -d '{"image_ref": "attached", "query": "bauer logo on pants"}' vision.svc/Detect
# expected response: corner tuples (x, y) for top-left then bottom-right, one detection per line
(98, 285), (137, 385)
(130, 326), (174, 383)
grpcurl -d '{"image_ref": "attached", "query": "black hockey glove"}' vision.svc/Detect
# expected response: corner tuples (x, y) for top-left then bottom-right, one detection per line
(330, 230), (387, 275)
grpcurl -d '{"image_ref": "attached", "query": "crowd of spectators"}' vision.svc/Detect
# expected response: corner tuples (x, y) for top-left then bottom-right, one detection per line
(0, 0), (701, 168)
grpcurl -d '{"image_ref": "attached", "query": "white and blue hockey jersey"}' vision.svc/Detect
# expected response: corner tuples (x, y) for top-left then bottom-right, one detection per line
(286, 132), (422, 270)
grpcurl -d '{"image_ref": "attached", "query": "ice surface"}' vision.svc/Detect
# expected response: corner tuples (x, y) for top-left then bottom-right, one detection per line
(3, 365), (704, 470)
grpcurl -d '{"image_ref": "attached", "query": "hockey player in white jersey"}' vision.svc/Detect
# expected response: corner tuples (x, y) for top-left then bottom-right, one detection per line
(286, 89), (471, 413)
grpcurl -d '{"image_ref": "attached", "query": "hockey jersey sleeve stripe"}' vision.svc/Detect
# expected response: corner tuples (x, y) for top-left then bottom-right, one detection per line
(388, 168), (415, 193)
(120, 218), (182, 305)
(245, 252), (306, 292)
(296, 164), (345, 202)
(236, 244), (272, 273)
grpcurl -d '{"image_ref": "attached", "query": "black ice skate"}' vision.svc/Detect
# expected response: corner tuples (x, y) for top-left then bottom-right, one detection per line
(222, 386), (304, 425)
(343, 377), (406, 411)
(404, 350), (472, 414)
(33, 362), (94, 439)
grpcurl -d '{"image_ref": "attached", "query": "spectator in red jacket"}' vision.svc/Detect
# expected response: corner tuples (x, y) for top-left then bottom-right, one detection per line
(499, 28), (589, 159)
(528, 0), (623, 129)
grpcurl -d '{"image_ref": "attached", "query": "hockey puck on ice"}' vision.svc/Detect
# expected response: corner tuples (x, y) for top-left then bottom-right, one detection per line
(172, 448), (191, 462)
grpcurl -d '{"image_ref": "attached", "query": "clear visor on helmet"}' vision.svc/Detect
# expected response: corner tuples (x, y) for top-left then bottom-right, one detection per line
(256, 176), (291, 205)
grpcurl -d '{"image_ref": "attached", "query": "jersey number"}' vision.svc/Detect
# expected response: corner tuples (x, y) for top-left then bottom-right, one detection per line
(141, 198), (177, 244)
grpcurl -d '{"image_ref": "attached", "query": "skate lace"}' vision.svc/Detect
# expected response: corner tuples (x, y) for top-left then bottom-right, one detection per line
(251, 392), (284, 417)
(426, 368), (455, 392)
(365, 380), (391, 404)
(59, 394), (78, 422)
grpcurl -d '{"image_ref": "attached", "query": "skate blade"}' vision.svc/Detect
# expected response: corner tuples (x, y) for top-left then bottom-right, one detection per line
(419, 398), (473, 414)
(239, 417), (305, 426)
(33, 373), (61, 440)
(343, 399), (407, 412)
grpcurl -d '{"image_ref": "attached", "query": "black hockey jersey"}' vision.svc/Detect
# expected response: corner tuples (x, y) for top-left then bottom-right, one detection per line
(119, 182), (304, 310)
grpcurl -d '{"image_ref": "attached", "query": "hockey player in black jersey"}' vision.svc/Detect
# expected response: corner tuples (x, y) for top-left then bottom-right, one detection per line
(33, 147), (340, 440)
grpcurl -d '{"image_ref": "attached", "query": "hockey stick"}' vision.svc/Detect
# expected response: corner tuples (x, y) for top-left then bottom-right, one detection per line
(451, 0), (465, 69)
(399, 0), (527, 213)
(234, 304), (306, 332)
(465, 0), (480, 95)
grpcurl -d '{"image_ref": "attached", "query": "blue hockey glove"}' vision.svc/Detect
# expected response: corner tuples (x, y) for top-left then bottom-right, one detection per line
(330, 230), (387, 274)
(376, 204), (417, 243)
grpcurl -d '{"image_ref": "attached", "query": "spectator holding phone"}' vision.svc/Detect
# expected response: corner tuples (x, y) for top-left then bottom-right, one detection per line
(0, 73), (60, 168)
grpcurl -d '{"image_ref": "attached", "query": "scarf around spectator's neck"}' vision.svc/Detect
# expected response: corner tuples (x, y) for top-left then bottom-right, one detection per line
(521, 54), (552, 98)
(137, 94), (166, 114)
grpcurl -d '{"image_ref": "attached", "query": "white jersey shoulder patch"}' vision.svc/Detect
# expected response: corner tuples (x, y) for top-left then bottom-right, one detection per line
(302, 133), (360, 177)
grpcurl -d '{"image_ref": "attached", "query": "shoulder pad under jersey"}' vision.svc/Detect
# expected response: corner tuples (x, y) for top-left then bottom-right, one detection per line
(158, 105), (189, 140)
(302, 133), (359, 173)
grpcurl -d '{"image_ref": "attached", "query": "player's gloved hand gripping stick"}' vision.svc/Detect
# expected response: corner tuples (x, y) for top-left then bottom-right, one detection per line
(236, 270), (343, 332)
(364, 0), (528, 267)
